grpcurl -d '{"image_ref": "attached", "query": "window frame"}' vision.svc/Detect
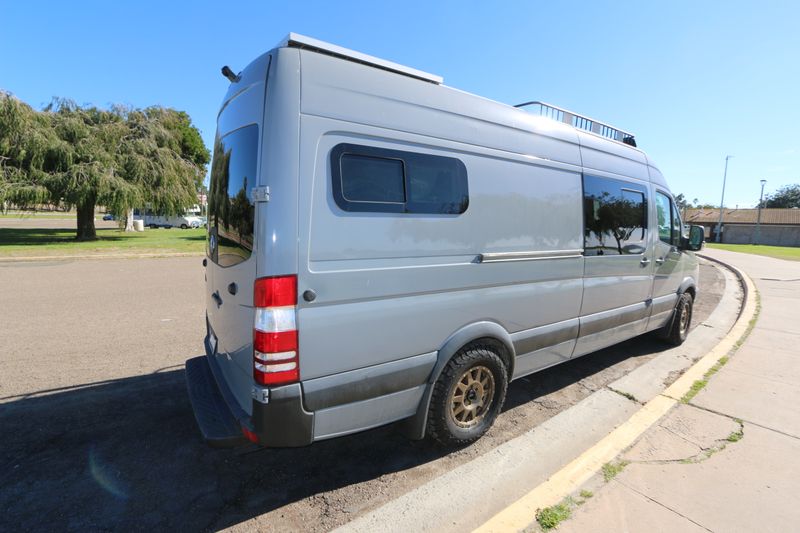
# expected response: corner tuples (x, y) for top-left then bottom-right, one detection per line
(656, 190), (682, 246)
(330, 143), (469, 215)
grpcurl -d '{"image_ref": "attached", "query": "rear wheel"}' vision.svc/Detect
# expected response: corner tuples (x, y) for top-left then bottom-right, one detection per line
(427, 344), (508, 446)
(180, 224), (188, 229)
(148, 224), (158, 229)
(659, 292), (694, 346)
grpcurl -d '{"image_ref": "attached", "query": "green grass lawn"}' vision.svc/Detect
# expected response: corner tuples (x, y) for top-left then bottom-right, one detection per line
(0, 227), (206, 257)
(0, 213), (77, 219)
(705, 242), (800, 261)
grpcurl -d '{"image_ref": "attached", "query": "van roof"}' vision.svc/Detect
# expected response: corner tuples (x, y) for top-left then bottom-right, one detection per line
(278, 33), (443, 85)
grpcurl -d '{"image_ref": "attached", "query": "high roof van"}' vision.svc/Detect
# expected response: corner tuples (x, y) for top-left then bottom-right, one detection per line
(185, 34), (705, 448)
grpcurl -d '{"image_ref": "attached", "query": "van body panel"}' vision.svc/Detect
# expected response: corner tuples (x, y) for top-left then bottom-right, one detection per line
(574, 316), (651, 357)
(297, 112), (585, 381)
(306, 128), (584, 261)
(510, 317), (580, 356)
(302, 351), (436, 411)
(645, 160), (670, 189)
(312, 385), (427, 440)
(576, 130), (648, 177)
(256, 48), (301, 279)
(299, 50), (583, 168)
(512, 340), (577, 379)
(297, 271), (583, 380)
(187, 37), (703, 448)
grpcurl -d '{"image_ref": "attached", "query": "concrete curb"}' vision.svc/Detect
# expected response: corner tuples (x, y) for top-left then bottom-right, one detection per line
(474, 258), (759, 533)
(0, 252), (204, 263)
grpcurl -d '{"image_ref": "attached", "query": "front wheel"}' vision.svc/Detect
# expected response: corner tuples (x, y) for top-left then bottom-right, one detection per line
(659, 292), (694, 346)
(426, 344), (508, 446)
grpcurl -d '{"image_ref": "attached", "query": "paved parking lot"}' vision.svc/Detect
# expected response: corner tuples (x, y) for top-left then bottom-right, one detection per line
(0, 257), (726, 531)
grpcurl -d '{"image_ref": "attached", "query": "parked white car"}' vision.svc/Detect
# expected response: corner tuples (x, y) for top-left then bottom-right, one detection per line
(135, 212), (203, 229)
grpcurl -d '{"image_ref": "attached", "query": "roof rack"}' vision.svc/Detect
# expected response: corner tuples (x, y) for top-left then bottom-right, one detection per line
(515, 101), (637, 147)
(279, 33), (443, 85)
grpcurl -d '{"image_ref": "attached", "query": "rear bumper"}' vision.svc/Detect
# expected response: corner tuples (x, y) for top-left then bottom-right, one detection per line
(184, 330), (314, 448)
(185, 356), (248, 448)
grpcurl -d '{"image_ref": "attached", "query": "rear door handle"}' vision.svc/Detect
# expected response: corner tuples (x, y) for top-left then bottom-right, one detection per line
(640, 257), (650, 267)
(655, 257), (665, 265)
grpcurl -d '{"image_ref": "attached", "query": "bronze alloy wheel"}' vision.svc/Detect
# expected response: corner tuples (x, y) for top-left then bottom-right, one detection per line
(449, 365), (496, 429)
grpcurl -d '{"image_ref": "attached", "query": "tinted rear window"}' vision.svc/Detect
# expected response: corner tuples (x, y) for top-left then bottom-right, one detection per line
(331, 143), (468, 214)
(207, 125), (259, 267)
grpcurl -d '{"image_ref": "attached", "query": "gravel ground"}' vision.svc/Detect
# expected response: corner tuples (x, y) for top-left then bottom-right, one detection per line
(0, 257), (726, 532)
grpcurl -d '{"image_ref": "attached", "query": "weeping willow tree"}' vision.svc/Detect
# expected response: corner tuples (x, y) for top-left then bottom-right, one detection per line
(111, 106), (208, 232)
(0, 92), (55, 209)
(0, 91), (209, 240)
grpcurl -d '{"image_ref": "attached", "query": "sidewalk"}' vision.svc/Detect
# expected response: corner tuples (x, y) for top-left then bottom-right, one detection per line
(559, 248), (800, 533)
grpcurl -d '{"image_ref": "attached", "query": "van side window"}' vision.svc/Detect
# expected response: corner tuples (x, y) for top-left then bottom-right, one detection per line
(341, 154), (405, 203)
(331, 144), (469, 215)
(656, 192), (674, 245)
(207, 124), (259, 267)
(583, 175), (648, 256)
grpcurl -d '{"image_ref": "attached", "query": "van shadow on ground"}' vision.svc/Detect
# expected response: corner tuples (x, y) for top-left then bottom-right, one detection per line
(0, 338), (670, 531)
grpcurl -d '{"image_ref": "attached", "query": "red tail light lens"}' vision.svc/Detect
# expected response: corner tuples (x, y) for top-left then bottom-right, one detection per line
(254, 275), (297, 307)
(253, 275), (299, 386)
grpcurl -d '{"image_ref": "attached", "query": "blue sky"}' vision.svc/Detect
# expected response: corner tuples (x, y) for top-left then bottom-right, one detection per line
(2, 1), (798, 208)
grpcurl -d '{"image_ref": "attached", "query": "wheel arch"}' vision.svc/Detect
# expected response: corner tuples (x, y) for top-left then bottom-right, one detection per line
(679, 276), (697, 299)
(400, 321), (515, 440)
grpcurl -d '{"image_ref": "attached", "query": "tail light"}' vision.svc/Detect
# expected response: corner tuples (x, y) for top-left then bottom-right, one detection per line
(253, 275), (298, 386)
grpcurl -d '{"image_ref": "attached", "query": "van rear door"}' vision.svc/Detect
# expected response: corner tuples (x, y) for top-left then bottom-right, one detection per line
(205, 56), (270, 414)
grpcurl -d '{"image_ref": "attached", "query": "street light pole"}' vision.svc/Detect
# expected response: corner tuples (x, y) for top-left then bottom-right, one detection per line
(716, 155), (733, 243)
(755, 179), (767, 245)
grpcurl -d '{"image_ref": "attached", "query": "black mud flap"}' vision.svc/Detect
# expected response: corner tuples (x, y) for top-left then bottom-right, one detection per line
(185, 356), (247, 448)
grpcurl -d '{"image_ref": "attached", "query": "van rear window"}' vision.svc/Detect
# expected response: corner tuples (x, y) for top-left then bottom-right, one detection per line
(331, 144), (468, 215)
(207, 125), (259, 267)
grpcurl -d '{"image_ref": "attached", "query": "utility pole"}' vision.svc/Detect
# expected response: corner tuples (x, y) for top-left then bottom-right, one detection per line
(755, 179), (767, 245)
(716, 155), (733, 242)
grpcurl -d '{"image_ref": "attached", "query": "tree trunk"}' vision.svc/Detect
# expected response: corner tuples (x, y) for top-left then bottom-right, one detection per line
(76, 202), (97, 241)
(124, 208), (134, 231)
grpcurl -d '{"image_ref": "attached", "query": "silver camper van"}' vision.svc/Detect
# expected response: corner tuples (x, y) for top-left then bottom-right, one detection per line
(186, 34), (705, 448)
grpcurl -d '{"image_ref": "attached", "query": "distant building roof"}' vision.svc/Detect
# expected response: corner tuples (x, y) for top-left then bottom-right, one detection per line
(684, 208), (800, 225)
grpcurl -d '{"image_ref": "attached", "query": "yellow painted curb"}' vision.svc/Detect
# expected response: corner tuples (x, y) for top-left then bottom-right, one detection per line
(475, 263), (758, 533)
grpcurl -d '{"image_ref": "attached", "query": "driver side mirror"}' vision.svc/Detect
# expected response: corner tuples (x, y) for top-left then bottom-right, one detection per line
(681, 225), (705, 251)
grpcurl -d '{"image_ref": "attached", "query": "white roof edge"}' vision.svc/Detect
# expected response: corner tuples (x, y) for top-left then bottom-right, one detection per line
(278, 33), (443, 84)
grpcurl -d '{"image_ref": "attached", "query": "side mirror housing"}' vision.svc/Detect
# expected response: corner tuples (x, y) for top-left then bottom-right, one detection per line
(681, 225), (705, 251)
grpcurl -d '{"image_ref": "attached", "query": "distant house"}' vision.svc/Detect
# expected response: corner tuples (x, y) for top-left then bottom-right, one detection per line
(684, 208), (800, 246)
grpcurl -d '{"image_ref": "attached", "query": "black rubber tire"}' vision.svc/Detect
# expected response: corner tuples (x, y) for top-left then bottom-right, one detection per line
(148, 224), (158, 229)
(659, 292), (694, 346)
(426, 344), (508, 446)
(180, 224), (188, 229)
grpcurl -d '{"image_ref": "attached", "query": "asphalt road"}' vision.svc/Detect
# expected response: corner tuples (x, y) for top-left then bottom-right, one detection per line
(0, 257), (726, 532)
